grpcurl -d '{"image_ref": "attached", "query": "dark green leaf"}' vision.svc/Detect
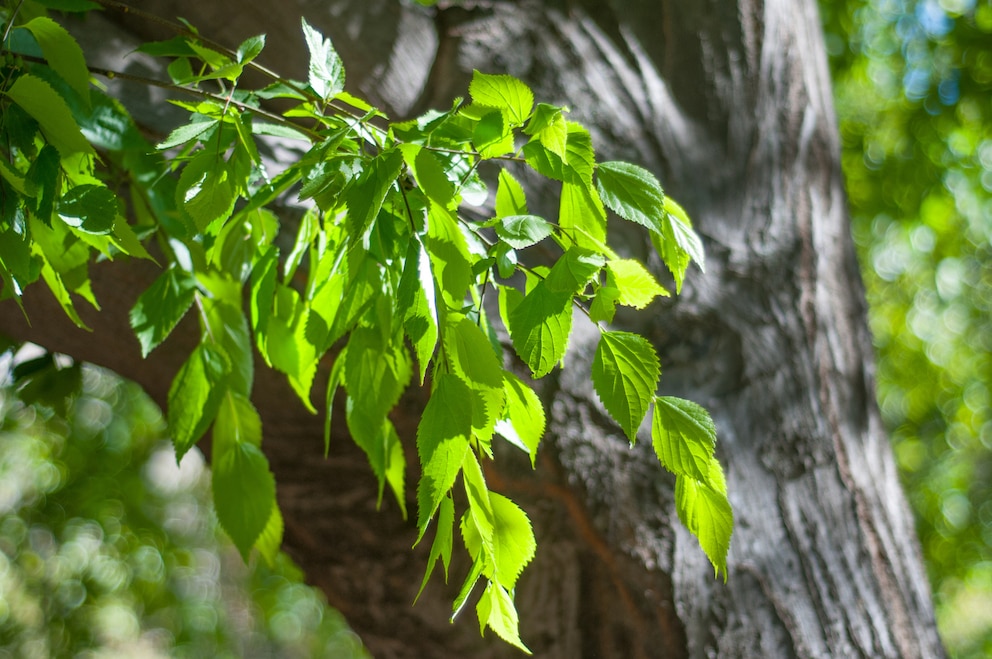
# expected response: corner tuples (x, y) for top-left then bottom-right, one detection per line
(24, 144), (60, 224)
(57, 184), (117, 235)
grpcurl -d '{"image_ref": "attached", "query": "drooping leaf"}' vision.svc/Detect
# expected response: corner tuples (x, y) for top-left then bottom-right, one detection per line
(345, 149), (403, 238)
(591, 331), (660, 443)
(250, 246), (279, 364)
(416, 374), (473, 534)
(469, 70), (534, 125)
(495, 169), (528, 217)
(596, 160), (666, 234)
(24, 144), (60, 224)
(213, 392), (263, 455)
(559, 180), (607, 251)
(129, 266), (197, 358)
(302, 18), (345, 100)
(177, 150), (237, 231)
(653, 197), (706, 293)
(675, 461), (733, 581)
(57, 184), (117, 235)
(507, 282), (572, 379)
(203, 298), (254, 396)
(476, 582), (531, 654)
(494, 372), (545, 466)
(4, 74), (94, 156)
(444, 315), (505, 443)
(427, 204), (473, 309)
(21, 17), (90, 103)
(488, 492), (536, 590)
(417, 494), (455, 601)
(265, 284), (319, 411)
(253, 504), (284, 568)
(213, 441), (277, 560)
(397, 237), (439, 383)
(167, 342), (230, 459)
(651, 396), (717, 483)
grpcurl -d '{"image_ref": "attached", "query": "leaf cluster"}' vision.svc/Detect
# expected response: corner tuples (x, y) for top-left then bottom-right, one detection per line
(0, 2), (731, 648)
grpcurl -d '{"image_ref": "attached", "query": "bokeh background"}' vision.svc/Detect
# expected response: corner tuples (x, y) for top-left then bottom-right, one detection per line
(0, 0), (989, 656)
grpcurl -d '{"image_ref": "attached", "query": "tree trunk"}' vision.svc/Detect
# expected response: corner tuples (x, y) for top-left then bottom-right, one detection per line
(0, 0), (947, 657)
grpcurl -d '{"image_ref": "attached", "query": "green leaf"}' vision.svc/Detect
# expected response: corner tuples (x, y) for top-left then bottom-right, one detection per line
(495, 215), (553, 249)
(654, 197), (705, 293)
(472, 109), (515, 159)
(416, 374), (473, 534)
(494, 372), (545, 466)
(203, 298), (254, 396)
(345, 149), (403, 238)
(236, 34), (266, 64)
(445, 315), (505, 443)
(476, 582), (531, 654)
(4, 74), (94, 156)
(157, 117), (218, 150)
(250, 246), (279, 364)
(595, 161), (666, 234)
(507, 282), (572, 379)
(675, 461), (733, 581)
(266, 284), (319, 411)
(469, 71), (533, 125)
(21, 17), (90, 103)
(427, 205), (473, 309)
(495, 169), (528, 217)
(129, 267), (197, 358)
(213, 441), (277, 560)
(177, 151), (237, 232)
(591, 331), (660, 443)
(411, 146), (455, 207)
(606, 258), (669, 308)
(345, 326), (412, 434)
(588, 283), (620, 324)
(524, 103), (567, 162)
(397, 237), (439, 383)
(302, 18), (345, 100)
(488, 493), (536, 589)
(254, 505), (284, 568)
(213, 392), (263, 455)
(651, 396), (717, 483)
(167, 343), (231, 459)
(25, 144), (60, 224)
(417, 494), (454, 601)
(57, 184), (117, 235)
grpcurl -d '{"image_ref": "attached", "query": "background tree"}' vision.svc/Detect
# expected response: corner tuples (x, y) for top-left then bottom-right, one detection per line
(0, 0), (950, 657)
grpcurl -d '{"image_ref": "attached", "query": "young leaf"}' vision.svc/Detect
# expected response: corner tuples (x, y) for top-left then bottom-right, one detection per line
(213, 441), (277, 560)
(651, 396), (717, 482)
(213, 393), (263, 455)
(524, 103), (567, 162)
(254, 505), (284, 568)
(494, 372), (545, 466)
(345, 149), (403, 239)
(4, 74), (94, 156)
(476, 582), (531, 654)
(675, 461), (733, 581)
(57, 184), (117, 235)
(250, 246), (279, 364)
(559, 181), (607, 251)
(167, 342), (230, 459)
(302, 18), (345, 100)
(495, 169), (528, 217)
(157, 117), (218, 150)
(266, 284), (319, 411)
(416, 374), (473, 534)
(417, 494), (455, 601)
(495, 215), (553, 249)
(236, 34), (266, 64)
(397, 237), (439, 383)
(595, 161), (666, 234)
(469, 71), (534, 125)
(177, 151), (237, 231)
(21, 17), (90, 103)
(507, 283), (572, 379)
(606, 258), (670, 309)
(591, 331), (660, 443)
(488, 493), (536, 590)
(444, 315), (505, 443)
(129, 266), (197, 358)
(653, 196), (706, 293)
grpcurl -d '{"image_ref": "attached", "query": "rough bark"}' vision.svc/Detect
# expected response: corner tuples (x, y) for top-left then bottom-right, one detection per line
(0, 0), (947, 657)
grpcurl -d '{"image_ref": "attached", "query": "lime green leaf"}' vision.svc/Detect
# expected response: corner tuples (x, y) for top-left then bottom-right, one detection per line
(473, 109), (515, 159)
(445, 315), (505, 442)
(494, 372), (545, 466)
(203, 298), (254, 396)
(4, 74), (94, 156)
(489, 493), (536, 589)
(560, 181), (608, 251)
(495, 170), (528, 217)
(250, 246), (279, 364)
(411, 146), (455, 207)
(21, 17), (90, 103)
(524, 103), (567, 162)
(302, 18), (345, 100)
(266, 284), (319, 411)
(157, 117), (217, 150)
(476, 582), (531, 654)
(213, 441), (277, 560)
(417, 494), (455, 601)
(111, 217), (153, 261)
(589, 283), (620, 324)
(653, 197), (705, 293)
(651, 396), (717, 482)
(607, 258), (669, 308)
(451, 558), (484, 621)
(177, 151), (237, 232)
(398, 237), (439, 383)
(675, 461), (733, 581)
(469, 71), (533, 125)
(323, 348), (346, 456)
(167, 343), (230, 459)
(427, 205), (473, 309)
(495, 215), (553, 249)
(416, 374), (473, 534)
(253, 504), (284, 568)
(129, 266), (197, 358)
(591, 331), (660, 443)
(345, 149), (403, 238)
(37, 258), (87, 329)
(596, 161), (666, 234)
(544, 246), (604, 294)
(507, 282), (572, 378)
(214, 393), (263, 455)
(57, 184), (117, 235)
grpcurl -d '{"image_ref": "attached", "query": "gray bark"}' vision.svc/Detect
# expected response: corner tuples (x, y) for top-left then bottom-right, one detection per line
(0, 0), (946, 657)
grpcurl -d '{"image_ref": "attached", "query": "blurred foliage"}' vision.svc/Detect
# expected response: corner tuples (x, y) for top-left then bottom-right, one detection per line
(0, 345), (369, 658)
(822, 0), (992, 656)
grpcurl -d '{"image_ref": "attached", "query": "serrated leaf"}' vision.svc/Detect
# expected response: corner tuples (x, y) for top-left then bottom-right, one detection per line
(345, 149), (402, 238)
(417, 494), (455, 601)
(427, 205), (473, 309)
(157, 117), (217, 150)
(266, 284), (319, 411)
(495, 215), (553, 249)
(413, 147), (455, 207)
(302, 18), (345, 100)
(495, 169), (527, 217)
(129, 266), (197, 358)
(254, 504), (284, 568)
(167, 342), (230, 459)
(591, 331), (660, 443)
(588, 283), (620, 324)
(494, 372), (545, 466)
(488, 493), (536, 589)
(416, 374), (473, 534)
(4, 74), (94, 156)
(250, 246), (279, 364)
(507, 282), (572, 379)
(596, 161), (666, 234)
(473, 109), (515, 159)
(654, 197), (705, 293)
(213, 393), (263, 455)
(177, 151), (236, 231)
(203, 299), (254, 396)
(607, 258), (669, 308)
(524, 103), (567, 162)
(213, 441), (277, 560)
(25, 144), (60, 224)
(445, 315), (505, 443)
(21, 17), (90, 103)
(675, 461), (733, 581)
(477, 582), (531, 654)
(522, 122), (594, 186)
(57, 184), (117, 235)
(469, 71), (533, 125)
(397, 237), (439, 383)
(651, 396), (717, 483)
